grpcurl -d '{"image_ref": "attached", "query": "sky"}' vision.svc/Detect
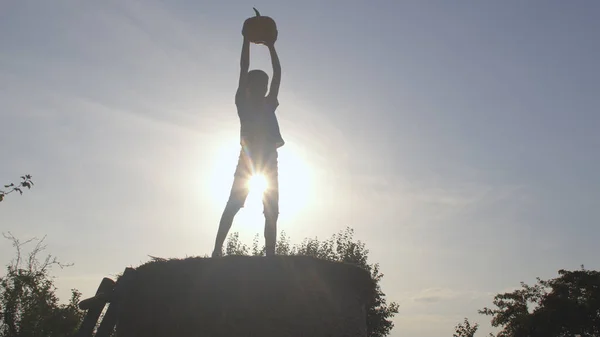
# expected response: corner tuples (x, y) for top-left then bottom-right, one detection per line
(1, 1), (599, 336)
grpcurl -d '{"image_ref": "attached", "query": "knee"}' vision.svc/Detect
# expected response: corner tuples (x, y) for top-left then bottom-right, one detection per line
(263, 193), (279, 222)
(264, 208), (279, 223)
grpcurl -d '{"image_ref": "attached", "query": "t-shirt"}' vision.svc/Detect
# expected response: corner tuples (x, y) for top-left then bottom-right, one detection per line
(236, 92), (285, 150)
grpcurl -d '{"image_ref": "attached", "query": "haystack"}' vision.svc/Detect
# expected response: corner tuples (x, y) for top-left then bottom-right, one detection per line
(115, 255), (375, 337)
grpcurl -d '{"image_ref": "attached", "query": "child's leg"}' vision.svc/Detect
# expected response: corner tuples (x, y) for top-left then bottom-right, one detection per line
(213, 202), (241, 258)
(212, 151), (250, 257)
(262, 150), (279, 256)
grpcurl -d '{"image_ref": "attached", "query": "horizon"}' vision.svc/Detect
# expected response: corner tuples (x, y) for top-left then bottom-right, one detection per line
(1, 1), (600, 336)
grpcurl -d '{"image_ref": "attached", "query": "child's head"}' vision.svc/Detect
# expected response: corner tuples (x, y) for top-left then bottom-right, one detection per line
(247, 69), (269, 97)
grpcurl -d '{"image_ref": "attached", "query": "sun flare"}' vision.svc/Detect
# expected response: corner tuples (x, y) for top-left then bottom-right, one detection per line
(248, 174), (268, 195)
(208, 138), (315, 226)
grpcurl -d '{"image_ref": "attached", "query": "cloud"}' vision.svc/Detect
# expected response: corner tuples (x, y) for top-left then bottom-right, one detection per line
(410, 287), (494, 304)
(411, 287), (462, 303)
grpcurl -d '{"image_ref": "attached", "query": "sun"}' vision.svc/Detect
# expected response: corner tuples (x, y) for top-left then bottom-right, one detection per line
(208, 138), (314, 222)
(248, 174), (268, 195)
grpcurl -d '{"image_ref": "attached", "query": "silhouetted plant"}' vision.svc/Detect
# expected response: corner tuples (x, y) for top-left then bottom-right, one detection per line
(0, 175), (34, 203)
(453, 318), (480, 337)
(0, 233), (83, 337)
(457, 265), (600, 337)
(478, 265), (600, 337)
(225, 227), (400, 337)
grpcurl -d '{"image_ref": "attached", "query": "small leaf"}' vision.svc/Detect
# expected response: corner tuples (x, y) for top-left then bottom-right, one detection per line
(4, 185), (11, 188)
(30, 181), (34, 186)
(15, 188), (22, 195)
(0, 194), (3, 202)
(21, 176), (26, 180)
(26, 174), (32, 179)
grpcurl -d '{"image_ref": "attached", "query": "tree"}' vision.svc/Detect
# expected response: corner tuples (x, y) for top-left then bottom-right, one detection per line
(453, 318), (479, 337)
(478, 265), (600, 337)
(0, 175), (34, 203)
(0, 232), (84, 337)
(224, 227), (399, 337)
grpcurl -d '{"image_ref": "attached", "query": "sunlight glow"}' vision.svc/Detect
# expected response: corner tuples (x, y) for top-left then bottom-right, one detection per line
(207, 137), (315, 232)
(248, 174), (268, 195)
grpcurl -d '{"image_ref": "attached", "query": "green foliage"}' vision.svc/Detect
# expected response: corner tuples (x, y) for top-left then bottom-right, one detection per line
(0, 233), (84, 337)
(473, 265), (600, 337)
(224, 227), (400, 337)
(0, 175), (34, 203)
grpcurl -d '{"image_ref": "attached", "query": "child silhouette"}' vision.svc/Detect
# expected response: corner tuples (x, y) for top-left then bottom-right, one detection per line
(212, 33), (283, 258)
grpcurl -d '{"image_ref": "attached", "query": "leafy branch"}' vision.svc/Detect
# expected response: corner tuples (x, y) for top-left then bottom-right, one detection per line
(0, 232), (82, 337)
(0, 174), (34, 202)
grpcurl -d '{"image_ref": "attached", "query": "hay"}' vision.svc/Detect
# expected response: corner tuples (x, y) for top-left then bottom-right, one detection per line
(115, 255), (375, 337)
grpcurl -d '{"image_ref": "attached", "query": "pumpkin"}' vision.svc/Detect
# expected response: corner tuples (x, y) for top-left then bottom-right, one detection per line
(242, 8), (278, 45)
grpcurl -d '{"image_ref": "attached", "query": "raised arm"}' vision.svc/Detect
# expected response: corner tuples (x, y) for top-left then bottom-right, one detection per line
(267, 43), (281, 100)
(236, 37), (250, 100)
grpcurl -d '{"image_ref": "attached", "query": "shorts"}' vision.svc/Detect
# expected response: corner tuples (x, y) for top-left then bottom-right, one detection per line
(226, 145), (279, 215)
